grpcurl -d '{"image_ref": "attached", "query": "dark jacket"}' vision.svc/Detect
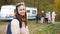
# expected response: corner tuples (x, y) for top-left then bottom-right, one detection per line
(40, 13), (44, 18)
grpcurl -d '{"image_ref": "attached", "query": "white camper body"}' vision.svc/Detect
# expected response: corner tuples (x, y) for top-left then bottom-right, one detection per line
(0, 5), (37, 20)
(26, 7), (37, 19)
(0, 5), (15, 20)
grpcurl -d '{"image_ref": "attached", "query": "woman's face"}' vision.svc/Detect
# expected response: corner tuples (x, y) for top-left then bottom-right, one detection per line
(17, 5), (26, 16)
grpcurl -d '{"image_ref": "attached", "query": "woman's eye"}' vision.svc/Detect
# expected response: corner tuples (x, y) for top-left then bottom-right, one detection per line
(19, 9), (25, 11)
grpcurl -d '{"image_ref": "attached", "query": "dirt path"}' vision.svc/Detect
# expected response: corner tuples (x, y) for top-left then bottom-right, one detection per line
(0, 22), (9, 34)
(0, 25), (7, 34)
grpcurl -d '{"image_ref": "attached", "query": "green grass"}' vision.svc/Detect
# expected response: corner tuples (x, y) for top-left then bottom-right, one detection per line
(28, 20), (60, 34)
(37, 24), (60, 34)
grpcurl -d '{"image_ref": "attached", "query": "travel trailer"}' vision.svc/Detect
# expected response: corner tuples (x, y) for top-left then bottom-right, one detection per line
(0, 5), (37, 20)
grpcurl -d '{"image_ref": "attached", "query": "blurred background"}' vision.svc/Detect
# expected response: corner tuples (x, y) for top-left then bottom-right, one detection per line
(0, 0), (60, 34)
(0, 0), (60, 21)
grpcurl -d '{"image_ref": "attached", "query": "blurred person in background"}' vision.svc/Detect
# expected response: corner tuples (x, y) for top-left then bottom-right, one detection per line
(36, 13), (38, 23)
(52, 11), (56, 24)
(48, 11), (51, 23)
(40, 11), (45, 23)
(45, 11), (49, 24)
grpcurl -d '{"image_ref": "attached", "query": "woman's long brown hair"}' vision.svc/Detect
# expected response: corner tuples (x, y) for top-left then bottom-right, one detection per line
(14, 3), (27, 28)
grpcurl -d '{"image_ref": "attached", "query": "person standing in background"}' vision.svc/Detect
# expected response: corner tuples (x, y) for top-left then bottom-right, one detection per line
(45, 11), (49, 24)
(48, 11), (51, 23)
(52, 11), (56, 24)
(36, 13), (38, 23)
(40, 11), (44, 23)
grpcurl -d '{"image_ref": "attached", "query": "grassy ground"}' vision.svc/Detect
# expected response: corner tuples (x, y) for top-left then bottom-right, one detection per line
(28, 20), (60, 34)
(28, 20), (52, 34)
(0, 20), (60, 34)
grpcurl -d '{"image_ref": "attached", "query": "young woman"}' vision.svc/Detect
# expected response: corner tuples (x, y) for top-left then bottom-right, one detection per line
(11, 2), (29, 34)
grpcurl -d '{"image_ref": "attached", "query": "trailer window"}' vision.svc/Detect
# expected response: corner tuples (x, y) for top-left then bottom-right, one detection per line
(27, 10), (30, 13)
(32, 10), (36, 14)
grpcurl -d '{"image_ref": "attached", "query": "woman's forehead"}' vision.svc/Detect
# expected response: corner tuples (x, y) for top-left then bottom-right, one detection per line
(18, 5), (25, 9)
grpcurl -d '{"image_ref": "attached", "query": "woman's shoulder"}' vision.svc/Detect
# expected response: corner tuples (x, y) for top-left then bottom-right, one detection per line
(11, 19), (19, 24)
